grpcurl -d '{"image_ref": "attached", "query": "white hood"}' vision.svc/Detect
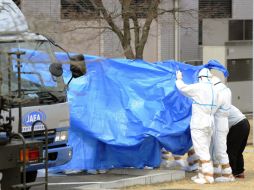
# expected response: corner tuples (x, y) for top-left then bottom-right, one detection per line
(0, 0), (29, 35)
(198, 68), (212, 82)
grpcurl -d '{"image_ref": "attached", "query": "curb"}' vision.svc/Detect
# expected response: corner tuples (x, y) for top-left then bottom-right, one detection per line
(74, 169), (185, 190)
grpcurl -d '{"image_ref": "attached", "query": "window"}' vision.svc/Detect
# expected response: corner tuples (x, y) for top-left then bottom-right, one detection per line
(198, 20), (202, 45)
(245, 20), (253, 40)
(227, 59), (253, 82)
(130, 0), (152, 18)
(199, 0), (232, 19)
(229, 20), (253, 41)
(61, 0), (99, 20)
(199, 0), (232, 45)
(185, 60), (203, 66)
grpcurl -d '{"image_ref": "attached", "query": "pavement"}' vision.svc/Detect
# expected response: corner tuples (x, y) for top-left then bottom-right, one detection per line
(31, 168), (185, 190)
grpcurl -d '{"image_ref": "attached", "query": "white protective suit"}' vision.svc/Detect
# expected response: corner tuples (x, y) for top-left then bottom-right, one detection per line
(176, 68), (218, 184)
(211, 76), (234, 182)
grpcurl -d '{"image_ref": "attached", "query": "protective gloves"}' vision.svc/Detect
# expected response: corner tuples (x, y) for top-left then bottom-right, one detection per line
(176, 70), (183, 80)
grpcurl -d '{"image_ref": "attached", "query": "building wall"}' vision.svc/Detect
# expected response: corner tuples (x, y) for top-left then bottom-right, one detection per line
(227, 81), (253, 113)
(22, 0), (102, 55)
(203, 46), (227, 82)
(19, 0), (200, 62)
(232, 0), (253, 19)
(202, 10), (253, 112)
(159, 0), (175, 61)
(226, 43), (253, 59)
(202, 19), (229, 46)
(179, 0), (199, 62)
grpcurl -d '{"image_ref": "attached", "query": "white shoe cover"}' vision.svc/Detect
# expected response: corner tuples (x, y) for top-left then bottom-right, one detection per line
(144, 166), (153, 170)
(215, 176), (235, 182)
(63, 170), (82, 175)
(193, 176), (214, 184)
(87, 170), (98, 174)
(162, 160), (182, 169)
(187, 154), (199, 163)
(214, 166), (221, 174)
(98, 169), (107, 174)
(191, 172), (203, 181)
(174, 159), (188, 170)
(185, 163), (199, 172)
(191, 175), (198, 181)
(160, 159), (171, 168)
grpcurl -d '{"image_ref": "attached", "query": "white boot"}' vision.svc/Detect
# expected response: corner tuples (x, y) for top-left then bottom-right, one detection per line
(160, 159), (169, 168)
(192, 162), (214, 184)
(87, 170), (98, 174)
(185, 162), (199, 172)
(175, 159), (188, 169)
(213, 164), (221, 178)
(98, 169), (107, 174)
(186, 153), (199, 172)
(215, 166), (235, 182)
(163, 159), (187, 169)
(193, 175), (214, 184)
(215, 176), (235, 182)
(191, 172), (203, 181)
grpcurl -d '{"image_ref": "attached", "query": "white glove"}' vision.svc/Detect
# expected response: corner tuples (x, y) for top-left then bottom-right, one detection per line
(176, 70), (182, 80)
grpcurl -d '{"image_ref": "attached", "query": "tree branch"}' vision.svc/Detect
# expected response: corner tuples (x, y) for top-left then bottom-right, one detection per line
(137, 0), (160, 59)
(91, 0), (124, 42)
(62, 26), (112, 33)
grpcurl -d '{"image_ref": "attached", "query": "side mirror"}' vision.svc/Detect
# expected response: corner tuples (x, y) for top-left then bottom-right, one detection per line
(70, 54), (86, 78)
(49, 63), (63, 77)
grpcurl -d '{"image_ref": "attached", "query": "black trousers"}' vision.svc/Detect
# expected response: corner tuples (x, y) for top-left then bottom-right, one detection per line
(227, 118), (250, 176)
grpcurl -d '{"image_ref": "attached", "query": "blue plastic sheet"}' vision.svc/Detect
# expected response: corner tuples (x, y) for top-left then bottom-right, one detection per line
(16, 49), (228, 170)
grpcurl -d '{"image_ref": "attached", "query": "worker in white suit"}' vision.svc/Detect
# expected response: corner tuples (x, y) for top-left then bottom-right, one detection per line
(175, 68), (217, 184)
(211, 76), (235, 182)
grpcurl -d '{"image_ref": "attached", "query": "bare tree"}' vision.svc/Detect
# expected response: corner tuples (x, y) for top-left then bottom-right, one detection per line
(88, 0), (198, 59)
(20, 0), (197, 60)
(87, 0), (159, 59)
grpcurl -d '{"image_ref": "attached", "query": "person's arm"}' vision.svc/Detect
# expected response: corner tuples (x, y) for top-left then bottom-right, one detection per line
(175, 71), (199, 98)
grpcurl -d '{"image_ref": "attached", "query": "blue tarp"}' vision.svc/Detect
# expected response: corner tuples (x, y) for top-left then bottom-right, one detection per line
(16, 49), (227, 170)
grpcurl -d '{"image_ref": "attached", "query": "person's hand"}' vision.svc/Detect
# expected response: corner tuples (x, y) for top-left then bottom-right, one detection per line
(176, 70), (182, 80)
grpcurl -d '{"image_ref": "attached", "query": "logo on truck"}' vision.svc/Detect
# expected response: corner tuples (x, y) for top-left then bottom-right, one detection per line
(22, 111), (46, 132)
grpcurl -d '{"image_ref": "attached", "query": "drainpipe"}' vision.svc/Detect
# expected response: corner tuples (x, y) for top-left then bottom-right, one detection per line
(174, 0), (180, 61)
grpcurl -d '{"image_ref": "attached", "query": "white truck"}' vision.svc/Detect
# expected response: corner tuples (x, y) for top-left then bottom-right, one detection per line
(0, 0), (83, 189)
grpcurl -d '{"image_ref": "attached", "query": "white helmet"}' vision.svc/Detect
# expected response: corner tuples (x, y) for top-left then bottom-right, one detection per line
(211, 76), (221, 85)
(198, 68), (212, 79)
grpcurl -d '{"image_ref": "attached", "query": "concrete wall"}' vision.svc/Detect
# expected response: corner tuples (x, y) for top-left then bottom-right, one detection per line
(202, 19), (229, 46)
(179, 0), (199, 61)
(232, 0), (253, 19)
(203, 46), (227, 82)
(227, 81), (253, 113)
(226, 42), (253, 59)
